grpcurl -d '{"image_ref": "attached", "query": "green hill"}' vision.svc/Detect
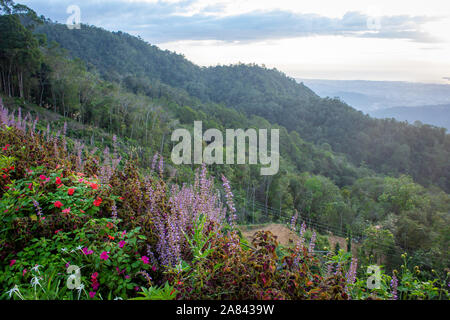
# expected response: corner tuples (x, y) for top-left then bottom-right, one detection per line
(35, 22), (450, 192)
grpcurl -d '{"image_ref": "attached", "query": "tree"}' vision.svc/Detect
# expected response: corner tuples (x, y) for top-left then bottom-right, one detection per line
(0, 14), (41, 98)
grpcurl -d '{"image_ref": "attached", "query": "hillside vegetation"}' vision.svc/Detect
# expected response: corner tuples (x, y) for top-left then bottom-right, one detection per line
(0, 1), (449, 300)
(36, 21), (450, 192)
(0, 100), (448, 300)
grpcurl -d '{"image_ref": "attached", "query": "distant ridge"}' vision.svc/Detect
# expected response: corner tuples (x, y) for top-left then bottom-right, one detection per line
(370, 104), (450, 130)
(297, 78), (450, 113)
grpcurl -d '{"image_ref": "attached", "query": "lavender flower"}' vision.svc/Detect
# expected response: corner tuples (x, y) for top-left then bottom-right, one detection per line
(32, 199), (43, 218)
(345, 258), (358, 287)
(151, 153), (159, 172)
(221, 174), (236, 225)
(111, 203), (118, 220)
(150, 166), (230, 267)
(158, 154), (164, 176)
(290, 211), (298, 232)
(308, 231), (317, 253)
(391, 273), (398, 300)
(293, 222), (308, 268)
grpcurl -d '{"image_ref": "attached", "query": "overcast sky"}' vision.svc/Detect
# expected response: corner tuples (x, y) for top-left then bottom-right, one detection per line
(20, 0), (450, 83)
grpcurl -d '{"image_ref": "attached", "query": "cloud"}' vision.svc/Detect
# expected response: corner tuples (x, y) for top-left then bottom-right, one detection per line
(22, 0), (441, 44)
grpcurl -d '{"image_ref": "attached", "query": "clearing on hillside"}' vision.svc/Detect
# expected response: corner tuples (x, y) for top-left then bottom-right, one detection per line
(239, 223), (360, 256)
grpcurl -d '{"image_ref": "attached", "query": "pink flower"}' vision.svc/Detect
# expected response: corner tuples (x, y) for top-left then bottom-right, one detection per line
(141, 256), (150, 264)
(39, 175), (47, 181)
(22, 269), (27, 276)
(89, 291), (96, 298)
(62, 207), (71, 214)
(90, 272), (100, 291)
(118, 240), (126, 248)
(100, 251), (109, 261)
(9, 259), (16, 267)
(82, 247), (93, 255)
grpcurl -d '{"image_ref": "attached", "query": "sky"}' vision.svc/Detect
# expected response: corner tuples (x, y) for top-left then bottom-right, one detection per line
(19, 0), (450, 83)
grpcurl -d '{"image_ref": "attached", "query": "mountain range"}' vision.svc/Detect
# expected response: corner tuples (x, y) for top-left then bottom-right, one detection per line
(298, 78), (450, 129)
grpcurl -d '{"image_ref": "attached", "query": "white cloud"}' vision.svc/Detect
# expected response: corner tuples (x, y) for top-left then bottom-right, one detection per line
(20, 0), (450, 82)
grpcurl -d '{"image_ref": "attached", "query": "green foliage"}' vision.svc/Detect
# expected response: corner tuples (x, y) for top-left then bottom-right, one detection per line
(183, 214), (216, 263)
(132, 282), (177, 300)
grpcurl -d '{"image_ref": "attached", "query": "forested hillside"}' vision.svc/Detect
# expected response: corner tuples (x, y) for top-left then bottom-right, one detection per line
(0, 1), (449, 299)
(35, 22), (450, 192)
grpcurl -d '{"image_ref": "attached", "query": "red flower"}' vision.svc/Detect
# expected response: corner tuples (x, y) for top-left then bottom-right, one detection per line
(54, 201), (63, 208)
(68, 188), (75, 196)
(56, 177), (62, 185)
(2, 144), (10, 151)
(93, 197), (102, 207)
(90, 183), (99, 190)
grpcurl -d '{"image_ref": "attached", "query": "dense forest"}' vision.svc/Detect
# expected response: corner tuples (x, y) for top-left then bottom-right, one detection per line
(0, 1), (449, 300)
(35, 21), (450, 192)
